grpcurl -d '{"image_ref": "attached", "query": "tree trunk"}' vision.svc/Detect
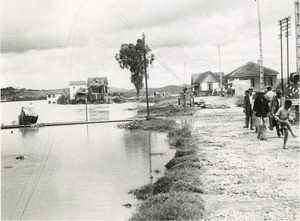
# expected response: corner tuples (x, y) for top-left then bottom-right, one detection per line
(136, 88), (140, 97)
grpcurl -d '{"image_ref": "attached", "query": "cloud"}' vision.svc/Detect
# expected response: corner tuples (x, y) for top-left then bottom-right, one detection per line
(0, 0), (297, 89)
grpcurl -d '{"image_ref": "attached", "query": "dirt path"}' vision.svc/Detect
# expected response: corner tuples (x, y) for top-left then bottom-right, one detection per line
(191, 96), (299, 221)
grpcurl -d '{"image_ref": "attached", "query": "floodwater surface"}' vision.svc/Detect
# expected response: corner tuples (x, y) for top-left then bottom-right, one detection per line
(1, 101), (174, 220)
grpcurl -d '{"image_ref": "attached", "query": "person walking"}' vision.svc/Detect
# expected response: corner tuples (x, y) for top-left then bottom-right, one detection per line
(243, 88), (254, 130)
(264, 85), (276, 130)
(274, 100), (297, 149)
(270, 89), (285, 137)
(253, 89), (269, 140)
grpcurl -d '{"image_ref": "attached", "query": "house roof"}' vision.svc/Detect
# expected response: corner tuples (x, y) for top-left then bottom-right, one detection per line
(191, 71), (220, 85)
(22, 107), (38, 117)
(69, 81), (86, 86)
(87, 77), (108, 86)
(225, 61), (279, 79)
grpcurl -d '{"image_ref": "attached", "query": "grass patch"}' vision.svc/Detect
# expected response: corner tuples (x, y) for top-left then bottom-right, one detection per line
(130, 192), (204, 221)
(117, 118), (178, 131)
(126, 122), (205, 220)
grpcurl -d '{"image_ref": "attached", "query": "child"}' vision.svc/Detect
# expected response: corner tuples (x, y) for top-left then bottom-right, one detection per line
(274, 100), (297, 149)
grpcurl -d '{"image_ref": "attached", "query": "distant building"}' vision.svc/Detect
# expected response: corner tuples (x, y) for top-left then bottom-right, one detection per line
(191, 71), (224, 95)
(47, 93), (63, 104)
(225, 61), (279, 90)
(87, 77), (108, 103)
(69, 81), (87, 103)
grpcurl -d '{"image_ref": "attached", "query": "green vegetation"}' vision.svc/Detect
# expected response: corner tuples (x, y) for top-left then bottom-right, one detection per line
(128, 125), (205, 220)
(117, 119), (178, 131)
(1, 87), (69, 102)
(115, 38), (155, 97)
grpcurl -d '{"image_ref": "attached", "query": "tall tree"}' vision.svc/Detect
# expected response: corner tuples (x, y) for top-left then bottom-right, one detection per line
(115, 38), (154, 97)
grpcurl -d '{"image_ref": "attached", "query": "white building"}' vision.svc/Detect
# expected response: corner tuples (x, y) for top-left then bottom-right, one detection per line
(69, 81), (86, 100)
(47, 93), (63, 104)
(191, 71), (224, 95)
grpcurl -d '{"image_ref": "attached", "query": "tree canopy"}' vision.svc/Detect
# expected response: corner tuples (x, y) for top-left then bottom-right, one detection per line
(115, 38), (154, 97)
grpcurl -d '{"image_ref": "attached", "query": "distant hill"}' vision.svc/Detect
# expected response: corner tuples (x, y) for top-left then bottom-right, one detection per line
(1, 85), (183, 101)
(1, 87), (70, 102)
(109, 85), (183, 93)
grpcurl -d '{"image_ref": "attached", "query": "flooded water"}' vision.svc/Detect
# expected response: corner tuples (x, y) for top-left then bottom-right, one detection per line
(1, 100), (148, 125)
(1, 101), (175, 220)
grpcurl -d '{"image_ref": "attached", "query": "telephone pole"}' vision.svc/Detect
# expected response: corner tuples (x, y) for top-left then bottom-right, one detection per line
(278, 19), (284, 91)
(256, 0), (264, 89)
(285, 16), (292, 85)
(142, 33), (150, 117)
(218, 45), (222, 92)
(295, 0), (300, 74)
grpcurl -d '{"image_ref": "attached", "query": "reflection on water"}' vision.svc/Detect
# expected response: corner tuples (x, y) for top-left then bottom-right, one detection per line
(1, 123), (174, 220)
(1, 100), (148, 125)
(19, 128), (40, 137)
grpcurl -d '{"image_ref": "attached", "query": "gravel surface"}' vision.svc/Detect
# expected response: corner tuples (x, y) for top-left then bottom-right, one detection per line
(189, 96), (299, 221)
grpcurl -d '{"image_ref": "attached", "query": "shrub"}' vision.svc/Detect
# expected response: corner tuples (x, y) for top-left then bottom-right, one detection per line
(130, 192), (204, 221)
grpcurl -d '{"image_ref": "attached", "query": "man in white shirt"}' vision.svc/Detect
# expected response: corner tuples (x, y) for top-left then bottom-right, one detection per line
(274, 100), (297, 149)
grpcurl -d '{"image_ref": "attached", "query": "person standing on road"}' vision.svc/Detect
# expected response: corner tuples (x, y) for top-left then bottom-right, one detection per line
(243, 88), (254, 130)
(264, 85), (276, 130)
(253, 89), (269, 140)
(270, 89), (285, 137)
(274, 100), (297, 149)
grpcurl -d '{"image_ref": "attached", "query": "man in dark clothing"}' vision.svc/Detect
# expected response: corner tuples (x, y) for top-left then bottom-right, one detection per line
(253, 89), (269, 140)
(243, 88), (254, 129)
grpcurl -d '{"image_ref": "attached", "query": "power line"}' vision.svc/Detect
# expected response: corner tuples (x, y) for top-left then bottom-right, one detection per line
(104, 1), (184, 83)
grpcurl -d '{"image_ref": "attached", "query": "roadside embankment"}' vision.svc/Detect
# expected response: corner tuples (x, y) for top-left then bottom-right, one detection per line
(119, 119), (205, 220)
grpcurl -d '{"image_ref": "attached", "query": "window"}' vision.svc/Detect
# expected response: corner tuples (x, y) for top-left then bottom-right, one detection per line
(268, 77), (273, 86)
(48, 94), (51, 98)
(250, 78), (255, 87)
(52, 94), (55, 98)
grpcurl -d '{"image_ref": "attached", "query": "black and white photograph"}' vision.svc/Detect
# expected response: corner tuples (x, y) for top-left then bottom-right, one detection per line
(1, 0), (299, 220)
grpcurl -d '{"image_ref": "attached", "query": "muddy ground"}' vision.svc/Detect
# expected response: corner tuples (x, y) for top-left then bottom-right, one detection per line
(188, 96), (299, 221)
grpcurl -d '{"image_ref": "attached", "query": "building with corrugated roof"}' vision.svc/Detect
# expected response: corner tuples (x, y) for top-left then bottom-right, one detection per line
(191, 71), (224, 95)
(225, 61), (279, 90)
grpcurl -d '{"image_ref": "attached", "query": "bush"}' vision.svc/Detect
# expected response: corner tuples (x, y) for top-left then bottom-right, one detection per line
(57, 94), (69, 104)
(130, 192), (204, 221)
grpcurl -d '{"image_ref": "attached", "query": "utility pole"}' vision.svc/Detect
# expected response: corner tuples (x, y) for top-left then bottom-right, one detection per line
(285, 16), (292, 85)
(85, 91), (88, 122)
(142, 33), (150, 118)
(218, 45), (222, 93)
(296, 0), (300, 74)
(256, 0), (264, 89)
(279, 20), (284, 91)
(295, 0), (300, 121)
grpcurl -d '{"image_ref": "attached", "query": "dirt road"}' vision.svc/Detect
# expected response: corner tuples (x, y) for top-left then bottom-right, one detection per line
(191, 96), (299, 221)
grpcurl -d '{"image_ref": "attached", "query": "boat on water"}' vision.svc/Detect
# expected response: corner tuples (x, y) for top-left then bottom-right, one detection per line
(18, 107), (38, 125)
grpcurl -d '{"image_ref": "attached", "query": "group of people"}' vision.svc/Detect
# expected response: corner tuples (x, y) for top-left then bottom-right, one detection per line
(243, 85), (297, 149)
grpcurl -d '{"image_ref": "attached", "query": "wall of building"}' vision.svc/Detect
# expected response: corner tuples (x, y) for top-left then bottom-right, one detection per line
(228, 76), (277, 91)
(200, 74), (220, 91)
(47, 94), (62, 104)
(70, 85), (86, 100)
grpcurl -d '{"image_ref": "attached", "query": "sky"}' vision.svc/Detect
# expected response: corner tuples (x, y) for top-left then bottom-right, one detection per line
(0, 0), (297, 90)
